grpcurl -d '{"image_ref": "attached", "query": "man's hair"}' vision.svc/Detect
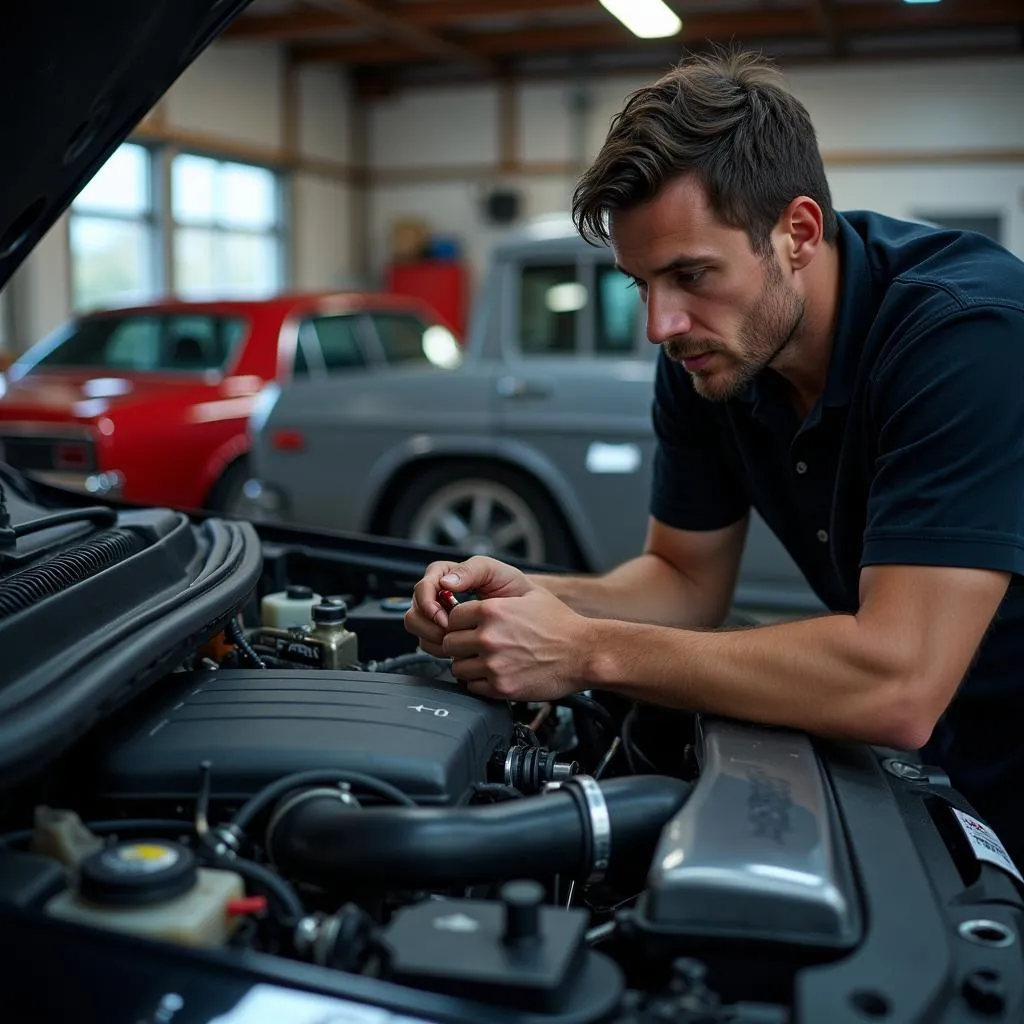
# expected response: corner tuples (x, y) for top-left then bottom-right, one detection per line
(572, 50), (838, 255)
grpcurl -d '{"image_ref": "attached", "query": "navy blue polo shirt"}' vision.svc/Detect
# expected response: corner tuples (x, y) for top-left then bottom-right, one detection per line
(651, 211), (1024, 862)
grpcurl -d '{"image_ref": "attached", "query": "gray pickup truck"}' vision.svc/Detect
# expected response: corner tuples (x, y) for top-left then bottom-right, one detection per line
(247, 215), (820, 616)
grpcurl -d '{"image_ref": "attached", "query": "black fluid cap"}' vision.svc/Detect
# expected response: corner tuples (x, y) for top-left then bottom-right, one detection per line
(286, 585), (314, 600)
(501, 879), (545, 945)
(314, 598), (348, 624)
(78, 840), (197, 907)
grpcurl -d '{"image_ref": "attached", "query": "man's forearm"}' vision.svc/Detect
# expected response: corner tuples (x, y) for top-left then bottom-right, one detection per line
(581, 612), (925, 750)
(527, 553), (728, 629)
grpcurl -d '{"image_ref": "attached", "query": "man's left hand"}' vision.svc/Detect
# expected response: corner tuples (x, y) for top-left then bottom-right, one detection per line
(441, 590), (589, 701)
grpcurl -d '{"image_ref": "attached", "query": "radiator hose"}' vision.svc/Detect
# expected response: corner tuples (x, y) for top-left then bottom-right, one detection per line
(268, 775), (691, 889)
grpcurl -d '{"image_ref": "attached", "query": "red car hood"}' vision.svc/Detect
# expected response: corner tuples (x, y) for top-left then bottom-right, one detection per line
(0, 369), (216, 423)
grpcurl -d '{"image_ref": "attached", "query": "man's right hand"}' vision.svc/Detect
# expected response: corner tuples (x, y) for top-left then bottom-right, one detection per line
(404, 555), (535, 655)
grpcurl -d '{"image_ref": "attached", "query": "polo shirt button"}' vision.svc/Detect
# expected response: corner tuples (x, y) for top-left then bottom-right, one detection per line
(795, 461), (808, 474)
(816, 529), (829, 543)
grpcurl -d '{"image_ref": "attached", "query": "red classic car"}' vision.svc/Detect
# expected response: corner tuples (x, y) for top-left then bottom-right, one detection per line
(0, 292), (456, 512)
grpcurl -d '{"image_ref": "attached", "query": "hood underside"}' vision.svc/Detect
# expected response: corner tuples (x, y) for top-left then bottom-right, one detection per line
(0, 0), (254, 293)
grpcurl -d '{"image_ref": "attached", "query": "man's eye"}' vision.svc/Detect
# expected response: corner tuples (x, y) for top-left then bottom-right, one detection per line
(678, 270), (706, 286)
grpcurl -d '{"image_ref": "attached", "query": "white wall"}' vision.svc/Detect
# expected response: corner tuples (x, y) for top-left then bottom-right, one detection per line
(1, 42), (356, 353)
(365, 56), (1024, 289)
(163, 42), (284, 148)
(5, 51), (1022, 354)
(294, 64), (356, 290)
(370, 85), (500, 168)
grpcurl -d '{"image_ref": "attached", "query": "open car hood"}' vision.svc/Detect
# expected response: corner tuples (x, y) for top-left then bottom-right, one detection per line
(0, 0), (254, 292)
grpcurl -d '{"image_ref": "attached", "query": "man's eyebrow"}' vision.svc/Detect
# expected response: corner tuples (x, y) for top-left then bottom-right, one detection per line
(614, 255), (715, 278)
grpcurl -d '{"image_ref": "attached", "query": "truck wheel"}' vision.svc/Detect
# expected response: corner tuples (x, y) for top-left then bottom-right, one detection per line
(206, 457), (252, 517)
(388, 463), (580, 568)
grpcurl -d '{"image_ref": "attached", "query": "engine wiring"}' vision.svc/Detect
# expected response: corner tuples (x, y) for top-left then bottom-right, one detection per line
(225, 617), (267, 669)
(621, 705), (660, 775)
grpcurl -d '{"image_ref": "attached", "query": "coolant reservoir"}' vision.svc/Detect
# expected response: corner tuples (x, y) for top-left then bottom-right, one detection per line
(45, 839), (244, 948)
(261, 585), (322, 629)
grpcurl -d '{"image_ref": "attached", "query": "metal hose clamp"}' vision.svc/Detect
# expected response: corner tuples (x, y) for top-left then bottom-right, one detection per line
(562, 775), (611, 884)
(265, 785), (361, 866)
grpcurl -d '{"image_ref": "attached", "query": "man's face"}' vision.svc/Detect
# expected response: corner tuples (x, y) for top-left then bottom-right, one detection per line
(610, 175), (805, 401)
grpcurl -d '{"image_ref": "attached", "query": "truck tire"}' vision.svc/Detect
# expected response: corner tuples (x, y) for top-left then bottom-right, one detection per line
(387, 462), (581, 569)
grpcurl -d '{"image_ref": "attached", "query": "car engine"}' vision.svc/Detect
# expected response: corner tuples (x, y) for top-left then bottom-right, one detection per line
(0, 471), (1022, 1024)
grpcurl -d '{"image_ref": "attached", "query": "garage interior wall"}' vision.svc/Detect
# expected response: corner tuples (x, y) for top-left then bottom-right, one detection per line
(0, 41), (356, 354)
(2, 49), (1022, 355)
(366, 56), (1024, 290)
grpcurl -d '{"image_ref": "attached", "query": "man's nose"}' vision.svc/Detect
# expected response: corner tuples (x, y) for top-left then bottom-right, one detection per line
(646, 292), (693, 346)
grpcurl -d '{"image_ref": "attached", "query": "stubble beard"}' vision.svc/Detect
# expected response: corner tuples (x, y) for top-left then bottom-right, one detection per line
(668, 257), (806, 402)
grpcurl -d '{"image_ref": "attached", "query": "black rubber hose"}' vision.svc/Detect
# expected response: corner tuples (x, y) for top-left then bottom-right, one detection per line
(271, 775), (691, 889)
(559, 693), (615, 735)
(230, 768), (416, 834)
(218, 855), (304, 924)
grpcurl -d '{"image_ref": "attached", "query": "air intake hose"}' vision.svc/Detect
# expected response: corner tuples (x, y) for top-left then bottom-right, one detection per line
(268, 775), (692, 889)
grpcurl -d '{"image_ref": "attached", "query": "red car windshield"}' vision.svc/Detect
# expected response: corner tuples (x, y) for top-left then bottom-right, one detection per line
(29, 313), (248, 374)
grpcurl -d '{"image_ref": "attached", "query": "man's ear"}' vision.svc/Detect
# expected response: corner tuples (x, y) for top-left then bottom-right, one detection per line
(776, 196), (824, 271)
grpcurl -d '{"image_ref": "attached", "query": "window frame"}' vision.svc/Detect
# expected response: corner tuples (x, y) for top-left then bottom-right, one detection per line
(362, 310), (441, 367)
(511, 258), (588, 359)
(68, 142), (163, 313)
(507, 255), (645, 361)
(593, 259), (645, 356)
(66, 141), (291, 314)
(293, 313), (378, 379)
(170, 151), (288, 301)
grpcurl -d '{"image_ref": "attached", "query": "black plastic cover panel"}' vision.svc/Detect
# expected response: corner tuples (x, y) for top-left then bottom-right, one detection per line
(0, 494), (261, 783)
(97, 669), (514, 806)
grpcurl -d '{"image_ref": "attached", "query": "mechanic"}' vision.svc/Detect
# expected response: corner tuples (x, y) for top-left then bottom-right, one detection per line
(404, 50), (1024, 862)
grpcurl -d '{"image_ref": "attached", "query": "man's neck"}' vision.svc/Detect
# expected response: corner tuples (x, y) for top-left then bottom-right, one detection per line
(773, 243), (842, 421)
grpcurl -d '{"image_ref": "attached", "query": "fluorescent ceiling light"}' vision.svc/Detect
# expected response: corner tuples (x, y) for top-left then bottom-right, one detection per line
(902, 0), (942, 4)
(600, 0), (682, 39)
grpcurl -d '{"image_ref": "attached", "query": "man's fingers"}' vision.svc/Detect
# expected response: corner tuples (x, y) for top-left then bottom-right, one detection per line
(417, 638), (447, 659)
(410, 619), (446, 649)
(451, 656), (488, 683)
(442, 628), (482, 660)
(440, 555), (530, 600)
(465, 678), (499, 699)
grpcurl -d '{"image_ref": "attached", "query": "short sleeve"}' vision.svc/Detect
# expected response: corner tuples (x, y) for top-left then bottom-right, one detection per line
(862, 304), (1024, 575)
(649, 349), (750, 530)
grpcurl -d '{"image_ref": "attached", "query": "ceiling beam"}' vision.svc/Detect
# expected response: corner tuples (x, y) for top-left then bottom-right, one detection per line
(303, 0), (486, 64)
(842, 0), (1022, 33)
(224, 0), (599, 41)
(225, 9), (353, 40)
(297, 10), (810, 64)
(808, 0), (843, 57)
(295, 0), (1024, 65)
(400, 0), (596, 29)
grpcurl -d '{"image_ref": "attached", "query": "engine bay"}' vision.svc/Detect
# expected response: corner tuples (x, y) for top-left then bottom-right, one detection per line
(0, 473), (1022, 1023)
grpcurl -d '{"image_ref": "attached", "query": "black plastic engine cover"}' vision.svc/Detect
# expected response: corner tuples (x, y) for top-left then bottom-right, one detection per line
(95, 669), (513, 807)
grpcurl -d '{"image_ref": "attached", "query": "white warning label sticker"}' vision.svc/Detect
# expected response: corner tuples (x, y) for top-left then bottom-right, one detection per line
(953, 808), (1023, 884)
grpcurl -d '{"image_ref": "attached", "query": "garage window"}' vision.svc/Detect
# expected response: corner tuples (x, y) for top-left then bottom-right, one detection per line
(172, 154), (284, 300)
(69, 144), (159, 312)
